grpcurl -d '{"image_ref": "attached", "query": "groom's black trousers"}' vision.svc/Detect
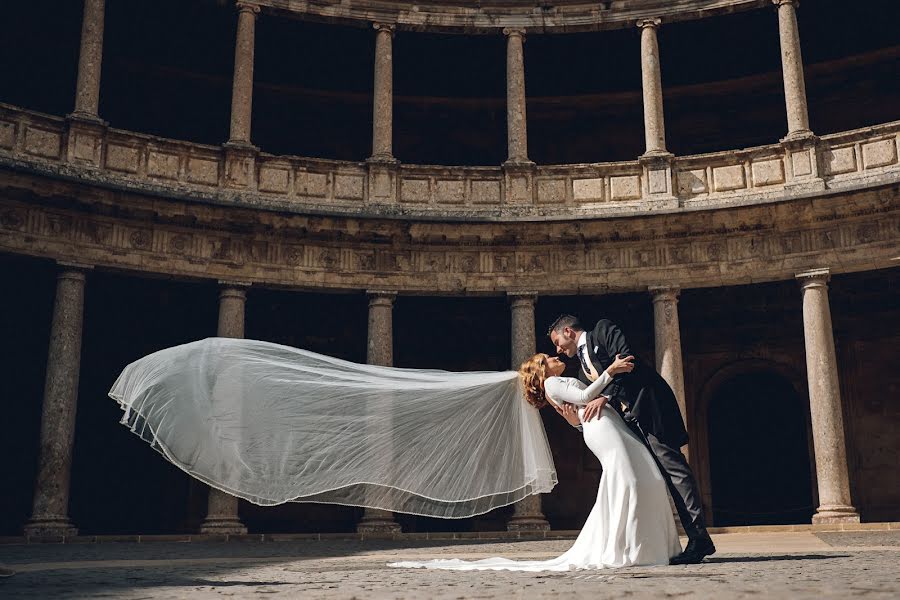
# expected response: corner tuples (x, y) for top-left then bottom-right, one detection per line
(639, 429), (708, 541)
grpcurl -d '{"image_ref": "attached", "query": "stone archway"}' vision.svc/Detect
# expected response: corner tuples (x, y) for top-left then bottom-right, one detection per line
(697, 362), (815, 526)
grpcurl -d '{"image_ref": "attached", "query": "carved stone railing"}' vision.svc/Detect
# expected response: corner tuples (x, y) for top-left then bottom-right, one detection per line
(255, 0), (770, 33)
(1, 103), (898, 223)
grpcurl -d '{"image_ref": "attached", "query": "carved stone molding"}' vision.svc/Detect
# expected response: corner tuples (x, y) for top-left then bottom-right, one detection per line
(246, 1), (770, 33)
(1, 170), (896, 295)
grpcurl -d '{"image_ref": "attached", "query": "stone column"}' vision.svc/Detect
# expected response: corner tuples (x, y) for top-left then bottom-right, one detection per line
(357, 291), (401, 533)
(227, 1), (260, 147)
(650, 286), (688, 455)
(796, 269), (859, 523)
(637, 18), (668, 157)
(774, 0), (812, 140)
(506, 292), (550, 532)
(503, 28), (531, 165)
(370, 23), (396, 162)
(70, 0), (105, 122)
(24, 264), (91, 537)
(200, 282), (250, 534)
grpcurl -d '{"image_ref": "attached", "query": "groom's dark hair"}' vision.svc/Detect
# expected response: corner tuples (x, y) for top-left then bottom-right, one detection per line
(547, 314), (583, 336)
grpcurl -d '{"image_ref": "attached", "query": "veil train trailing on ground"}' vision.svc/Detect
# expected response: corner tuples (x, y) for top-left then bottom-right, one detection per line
(108, 337), (557, 519)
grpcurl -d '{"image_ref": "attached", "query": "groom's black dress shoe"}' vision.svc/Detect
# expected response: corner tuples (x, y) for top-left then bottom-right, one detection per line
(669, 536), (716, 565)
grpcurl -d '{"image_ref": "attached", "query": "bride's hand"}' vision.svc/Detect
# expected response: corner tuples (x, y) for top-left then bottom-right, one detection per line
(606, 354), (635, 376)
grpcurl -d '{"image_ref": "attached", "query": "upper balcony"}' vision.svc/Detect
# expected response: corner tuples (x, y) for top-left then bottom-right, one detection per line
(1, 0), (898, 222)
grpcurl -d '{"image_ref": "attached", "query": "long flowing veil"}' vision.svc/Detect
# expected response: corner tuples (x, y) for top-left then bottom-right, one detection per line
(108, 337), (557, 518)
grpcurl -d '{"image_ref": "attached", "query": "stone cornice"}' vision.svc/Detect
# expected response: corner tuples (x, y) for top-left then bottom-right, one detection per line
(1, 103), (898, 224)
(254, 0), (770, 33)
(1, 169), (896, 295)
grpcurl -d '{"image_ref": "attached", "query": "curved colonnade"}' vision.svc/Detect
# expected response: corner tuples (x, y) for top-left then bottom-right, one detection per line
(1, 0), (898, 538)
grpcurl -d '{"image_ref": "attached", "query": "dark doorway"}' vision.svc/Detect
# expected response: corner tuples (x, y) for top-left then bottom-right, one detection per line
(707, 370), (814, 526)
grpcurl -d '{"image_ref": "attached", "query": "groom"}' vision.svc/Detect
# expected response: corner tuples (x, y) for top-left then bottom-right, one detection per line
(548, 314), (716, 565)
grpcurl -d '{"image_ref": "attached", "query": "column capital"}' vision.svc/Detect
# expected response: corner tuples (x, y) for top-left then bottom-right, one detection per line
(373, 22), (396, 35)
(772, 0), (799, 8)
(502, 27), (526, 39)
(636, 17), (662, 29)
(649, 285), (680, 301)
(218, 287), (249, 301)
(796, 268), (830, 288)
(507, 291), (538, 306)
(367, 290), (398, 307)
(56, 261), (94, 273)
(217, 279), (252, 289)
(235, 1), (261, 15)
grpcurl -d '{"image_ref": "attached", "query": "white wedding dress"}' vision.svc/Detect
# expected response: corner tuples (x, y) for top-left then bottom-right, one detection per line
(390, 373), (682, 571)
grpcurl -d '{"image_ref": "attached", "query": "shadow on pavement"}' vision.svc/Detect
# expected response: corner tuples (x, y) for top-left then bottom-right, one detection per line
(707, 554), (850, 563)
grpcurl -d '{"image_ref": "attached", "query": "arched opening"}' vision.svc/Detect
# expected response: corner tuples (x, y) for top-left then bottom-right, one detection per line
(707, 370), (814, 526)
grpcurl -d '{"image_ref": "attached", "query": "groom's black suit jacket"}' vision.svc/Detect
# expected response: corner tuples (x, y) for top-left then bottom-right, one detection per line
(578, 319), (689, 448)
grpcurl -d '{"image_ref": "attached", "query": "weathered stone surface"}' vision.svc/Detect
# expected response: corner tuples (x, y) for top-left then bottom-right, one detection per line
(401, 178), (430, 203)
(751, 158), (785, 186)
(237, 0), (771, 34)
(713, 164), (746, 192)
(24, 266), (89, 538)
(861, 139), (897, 170)
(796, 269), (860, 524)
(24, 127), (61, 159)
(573, 177), (604, 202)
(610, 175), (641, 200)
(2, 534), (900, 599)
(0, 169), (896, 295)
(1, 105), (898, 221)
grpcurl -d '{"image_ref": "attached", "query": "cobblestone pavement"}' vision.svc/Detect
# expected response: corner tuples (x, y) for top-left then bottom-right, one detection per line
(1, 532), (899, 599)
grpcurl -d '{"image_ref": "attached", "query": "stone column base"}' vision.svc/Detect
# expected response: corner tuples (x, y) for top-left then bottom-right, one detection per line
(24, 517), (78, 538)
(199, 517), (248, 535)
(357, 508), (401, 533)
(813, 506), (860, 524)
(506, 516), (551, 532)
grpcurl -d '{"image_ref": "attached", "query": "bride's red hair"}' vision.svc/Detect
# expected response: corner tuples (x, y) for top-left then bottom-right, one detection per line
(519, 353), (549, 409)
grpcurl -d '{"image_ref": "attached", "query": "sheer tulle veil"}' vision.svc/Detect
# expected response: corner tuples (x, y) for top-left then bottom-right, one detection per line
(108, 337), (557, 518)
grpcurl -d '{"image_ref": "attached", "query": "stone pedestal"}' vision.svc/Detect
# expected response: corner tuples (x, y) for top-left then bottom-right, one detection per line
(774, 0), (812, 141)
(24, 264), (91, 537)
(650, 286), (688, 457)
(65, 115), (107, 168)
(70, 0), (105, 123)
(223, 142), (258, 190)
(200, 282), (251, 534)
(506, 292), (550, 532)
(227, 2), (260, 146)
(357, 291), (401, 533)
(503, 28), (532, 167)
(796, 269), (859, 524)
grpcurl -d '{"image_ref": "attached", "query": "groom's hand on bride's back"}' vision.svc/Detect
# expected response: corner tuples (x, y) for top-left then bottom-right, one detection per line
(583, 395), (609, 422)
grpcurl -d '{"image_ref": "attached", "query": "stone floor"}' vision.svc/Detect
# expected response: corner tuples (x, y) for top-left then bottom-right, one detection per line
(1, 531), (898, 599)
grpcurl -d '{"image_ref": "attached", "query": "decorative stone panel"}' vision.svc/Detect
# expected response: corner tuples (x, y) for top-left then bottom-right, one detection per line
(435, 179), (465, 204)
(751, 159), (785, 186)
(24, 127), (61, 159)
(861, 139), (897, 170)
(609, 175), (641, 200)
(573, 178), (604, 202)
(712, 165), (746, 192)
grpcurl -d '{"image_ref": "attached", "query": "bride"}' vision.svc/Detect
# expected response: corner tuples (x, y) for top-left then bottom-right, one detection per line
(109, 337), (678, 568)
(390, 352), (681, 571)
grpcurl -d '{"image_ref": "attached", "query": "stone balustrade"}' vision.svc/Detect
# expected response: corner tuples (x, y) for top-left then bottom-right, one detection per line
(1, 103), (898, 222)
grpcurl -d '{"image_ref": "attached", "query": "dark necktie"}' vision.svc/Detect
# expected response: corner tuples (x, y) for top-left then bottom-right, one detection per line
(577, 345), (592, 379)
